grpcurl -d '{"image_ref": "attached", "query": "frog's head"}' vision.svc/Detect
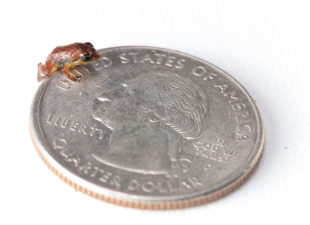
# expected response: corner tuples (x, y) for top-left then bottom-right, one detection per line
(79, 42), (100, 63)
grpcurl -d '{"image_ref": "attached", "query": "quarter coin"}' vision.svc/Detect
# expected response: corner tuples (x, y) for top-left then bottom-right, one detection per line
(30, 46), (264, 209)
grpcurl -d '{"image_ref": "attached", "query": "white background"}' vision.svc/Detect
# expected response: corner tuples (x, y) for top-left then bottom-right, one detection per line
(1, 0), (309, 224)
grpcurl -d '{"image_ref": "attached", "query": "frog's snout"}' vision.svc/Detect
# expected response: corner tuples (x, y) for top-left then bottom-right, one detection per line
(93, 51), (100, 60)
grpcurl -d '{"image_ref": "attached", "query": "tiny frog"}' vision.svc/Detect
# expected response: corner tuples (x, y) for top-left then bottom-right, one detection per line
(37, 42), (100, 81)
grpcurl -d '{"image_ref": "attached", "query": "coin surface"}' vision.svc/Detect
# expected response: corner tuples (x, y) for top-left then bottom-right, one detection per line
(30, 46), (264, 209)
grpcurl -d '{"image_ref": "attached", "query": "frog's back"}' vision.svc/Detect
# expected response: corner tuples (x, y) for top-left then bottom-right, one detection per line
(48, 44), (81, 67)
(51, 43), (81, 54)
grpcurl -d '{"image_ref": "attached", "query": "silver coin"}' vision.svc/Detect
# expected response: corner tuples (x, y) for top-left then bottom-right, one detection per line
(30, 46), (264, 209)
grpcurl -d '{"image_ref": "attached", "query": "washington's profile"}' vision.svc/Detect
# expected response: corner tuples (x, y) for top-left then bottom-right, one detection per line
(92, 71), (209, 174)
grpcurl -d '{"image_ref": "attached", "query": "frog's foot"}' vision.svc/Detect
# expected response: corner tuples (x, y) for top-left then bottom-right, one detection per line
(62, 64), (81, 81)
(38, 63), (59, 82)
(37, 63), (46, 82)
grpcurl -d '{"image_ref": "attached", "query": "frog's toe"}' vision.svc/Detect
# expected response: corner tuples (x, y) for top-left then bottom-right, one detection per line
(76, 76), (82, 82)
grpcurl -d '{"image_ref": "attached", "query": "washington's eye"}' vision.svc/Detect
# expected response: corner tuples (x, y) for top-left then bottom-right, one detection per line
(121, 83), (128, 88)
(81, 52), (93, 62)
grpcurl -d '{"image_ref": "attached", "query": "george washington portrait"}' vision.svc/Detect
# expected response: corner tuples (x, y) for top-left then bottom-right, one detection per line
(92, 71), (208, 174)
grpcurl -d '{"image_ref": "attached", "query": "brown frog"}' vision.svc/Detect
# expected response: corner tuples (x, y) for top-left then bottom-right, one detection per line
(37, 42), (100, 81)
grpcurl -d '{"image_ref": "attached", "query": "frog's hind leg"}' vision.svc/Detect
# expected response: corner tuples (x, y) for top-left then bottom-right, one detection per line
(37, 63), (48, 81)
(37, 63), (58, 81)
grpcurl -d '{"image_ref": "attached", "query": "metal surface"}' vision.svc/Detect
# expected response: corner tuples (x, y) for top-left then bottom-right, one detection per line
(30, 46), (264, 209)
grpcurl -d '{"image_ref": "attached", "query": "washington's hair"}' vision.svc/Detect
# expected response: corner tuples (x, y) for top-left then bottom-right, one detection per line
(136, 72), (208, 140)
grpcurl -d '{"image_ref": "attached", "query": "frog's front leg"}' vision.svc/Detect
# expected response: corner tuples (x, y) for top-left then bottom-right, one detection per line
(62, 64), (80, 81)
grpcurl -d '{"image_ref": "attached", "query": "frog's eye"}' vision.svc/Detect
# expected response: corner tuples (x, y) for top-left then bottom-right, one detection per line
(81, 52), (93, 62)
